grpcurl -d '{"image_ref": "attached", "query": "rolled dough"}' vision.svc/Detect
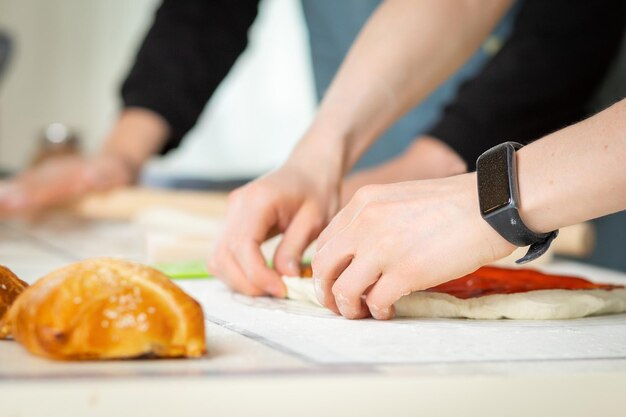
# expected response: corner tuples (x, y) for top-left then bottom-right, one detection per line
(282, 276), (626, 320)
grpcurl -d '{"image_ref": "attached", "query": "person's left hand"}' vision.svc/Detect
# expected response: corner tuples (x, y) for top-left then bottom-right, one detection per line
(312, 173), (516, 320)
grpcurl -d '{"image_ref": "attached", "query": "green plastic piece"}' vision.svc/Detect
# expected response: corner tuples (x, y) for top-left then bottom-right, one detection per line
(155, 257), (312, 280)
(154, 260), (211, 279)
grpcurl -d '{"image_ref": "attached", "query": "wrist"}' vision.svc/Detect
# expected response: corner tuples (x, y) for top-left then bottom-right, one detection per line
(295, 107), (380, 177)
(515, 146), (559, 234)
(476, 142), (559, 263)
(462, 172), (517, 262)
(288, 127), (347, 187)
(91, 152), (139, 186)
(100, 108), (169, 175)
(99, 151), (140, 178)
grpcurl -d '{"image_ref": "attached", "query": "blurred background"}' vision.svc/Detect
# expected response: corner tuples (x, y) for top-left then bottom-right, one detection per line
(0, 0), (316, 180)
(0, 0), (624, 271)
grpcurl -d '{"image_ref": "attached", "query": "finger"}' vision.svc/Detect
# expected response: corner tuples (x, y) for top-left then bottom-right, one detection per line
(316, 206), (354, 252)
(233, 240), (285, 298)
(311, 235), (355, 314)
(365, 274), (411, 320)
(317, 186), (374, 251)
(224, 185), (281, 243)
(331, 258), (381, 319)
(210, 249), (266, 297)
(217, 186), (287, 297)
(32, 178), (89, 207)
(274, 202), (323, 277)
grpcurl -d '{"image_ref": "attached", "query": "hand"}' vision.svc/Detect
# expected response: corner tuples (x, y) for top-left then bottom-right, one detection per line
(341, 136), (467, 206)
(209, 163), (340, 298)
(312, 173), (515, 320)
(0, 153), (137, 218)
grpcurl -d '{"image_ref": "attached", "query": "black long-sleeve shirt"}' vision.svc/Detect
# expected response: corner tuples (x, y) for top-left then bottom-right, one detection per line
(427, 0), (626, 169)
(121, 0), (626, 164)
(122, 0), (259, 154)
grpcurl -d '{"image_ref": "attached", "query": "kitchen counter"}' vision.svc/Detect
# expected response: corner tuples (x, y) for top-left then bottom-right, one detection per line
(2, 218), (626, 417)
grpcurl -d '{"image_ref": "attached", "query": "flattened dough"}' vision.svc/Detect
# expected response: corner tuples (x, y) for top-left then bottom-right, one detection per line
(282, 276), (626, 320)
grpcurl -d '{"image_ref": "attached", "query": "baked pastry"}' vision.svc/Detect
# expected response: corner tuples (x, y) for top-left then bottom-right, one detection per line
(0, 258), (206, 360)
(0, 265), (28, 324)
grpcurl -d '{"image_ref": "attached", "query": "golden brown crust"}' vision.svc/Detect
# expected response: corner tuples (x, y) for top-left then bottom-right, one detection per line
(2, 258), (206, 360)
(0, 265), (29, 337)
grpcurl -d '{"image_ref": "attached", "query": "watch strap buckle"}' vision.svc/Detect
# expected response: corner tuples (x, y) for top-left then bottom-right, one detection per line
(515, 230), (559, 264)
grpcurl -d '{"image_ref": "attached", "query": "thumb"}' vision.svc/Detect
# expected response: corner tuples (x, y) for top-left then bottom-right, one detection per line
(274, 203), (324, 277)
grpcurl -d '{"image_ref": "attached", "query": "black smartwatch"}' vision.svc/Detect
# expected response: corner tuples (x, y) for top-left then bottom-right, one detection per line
(476, 142), (558, 264)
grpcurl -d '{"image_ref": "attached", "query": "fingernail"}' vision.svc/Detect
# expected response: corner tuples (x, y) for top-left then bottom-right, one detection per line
(370, 305), (392, 320)
(286, 259), (300, 276)
(335, 293), (352, 316)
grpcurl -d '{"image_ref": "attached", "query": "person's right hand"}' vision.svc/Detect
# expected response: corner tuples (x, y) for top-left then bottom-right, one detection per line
(208, 163), (341, 298)
(0, 153), (136, 218)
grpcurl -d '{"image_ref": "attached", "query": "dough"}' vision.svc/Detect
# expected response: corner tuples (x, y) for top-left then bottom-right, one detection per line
(282, 276), (626, 320)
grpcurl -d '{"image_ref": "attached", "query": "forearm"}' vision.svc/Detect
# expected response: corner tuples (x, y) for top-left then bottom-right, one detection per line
(357, 136), (467, 179)
(99, 108), (170, 177)
(292, 0), (512, 176)
(518, 100), (626, 233)
(341, 136), (467, 204)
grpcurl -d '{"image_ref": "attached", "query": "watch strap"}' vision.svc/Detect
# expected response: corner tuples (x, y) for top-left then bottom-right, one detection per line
(477, 141), (559, 264)
(484, 207), (558, 264)
(516, 230), (559, 264)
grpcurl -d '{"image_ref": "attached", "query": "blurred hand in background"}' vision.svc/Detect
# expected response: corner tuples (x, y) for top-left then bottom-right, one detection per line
(0, 153), (136, 218)
(0, 108), (168, 218)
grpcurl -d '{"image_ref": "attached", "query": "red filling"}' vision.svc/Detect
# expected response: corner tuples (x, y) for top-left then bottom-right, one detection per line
(425, 266), (623, 299)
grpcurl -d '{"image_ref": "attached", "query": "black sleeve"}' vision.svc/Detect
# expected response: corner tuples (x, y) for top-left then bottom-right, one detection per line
(427, 0), (626, 170)
(121, 0), (259, 154)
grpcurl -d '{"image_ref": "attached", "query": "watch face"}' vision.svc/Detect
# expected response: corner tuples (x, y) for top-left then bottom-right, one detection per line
(477, 145), (512, 215)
